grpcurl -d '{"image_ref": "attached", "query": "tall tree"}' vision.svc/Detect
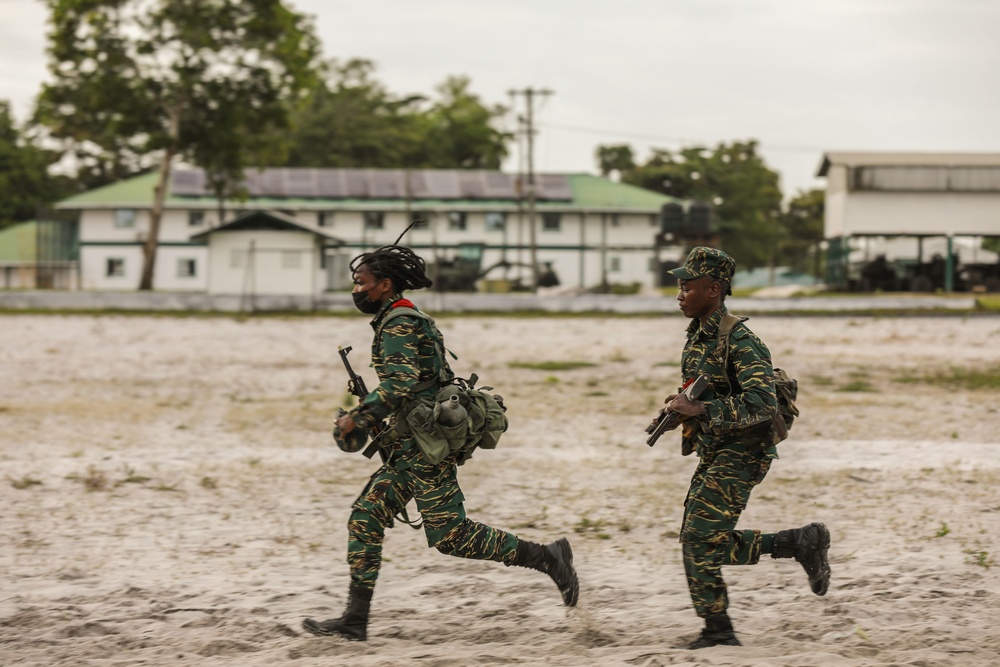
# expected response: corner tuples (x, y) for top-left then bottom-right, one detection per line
(601, 140), (785, 270)
(0, 100), (68, 227)
(595, 144), (635, 178)
(282, 63), (510, 169)
(36, 0), (320, 289)
(283, 59), (427, 168)
(781, 188), (825, 275)
(419, 76), (510, 169)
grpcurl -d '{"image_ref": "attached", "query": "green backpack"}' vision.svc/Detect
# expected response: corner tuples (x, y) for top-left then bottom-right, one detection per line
(717, 313), (799, 448)
(378, 307), (509, 465)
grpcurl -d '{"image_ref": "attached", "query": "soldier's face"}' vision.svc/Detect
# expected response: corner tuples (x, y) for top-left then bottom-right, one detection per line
(677, 276), (721, 321)
(352, 266), (392, 303)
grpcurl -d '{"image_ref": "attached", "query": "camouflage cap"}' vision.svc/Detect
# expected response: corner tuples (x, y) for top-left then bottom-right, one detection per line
(332, 407), (369, 453)
(668, 246), (736, 282)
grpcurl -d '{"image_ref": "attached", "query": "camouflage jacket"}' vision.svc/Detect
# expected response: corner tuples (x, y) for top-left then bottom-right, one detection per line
(349, 296), (453, 431)
(680, 304), (779, 458)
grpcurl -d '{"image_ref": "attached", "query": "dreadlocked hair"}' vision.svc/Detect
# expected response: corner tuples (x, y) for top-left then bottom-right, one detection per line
(350, 245), (434, 292)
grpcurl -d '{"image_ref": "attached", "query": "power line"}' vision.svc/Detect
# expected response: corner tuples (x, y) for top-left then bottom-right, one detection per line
(535, 121), (828, 154)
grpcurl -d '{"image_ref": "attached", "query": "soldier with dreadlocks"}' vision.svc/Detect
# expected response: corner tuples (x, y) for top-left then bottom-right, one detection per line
(303, 235), (578, 642)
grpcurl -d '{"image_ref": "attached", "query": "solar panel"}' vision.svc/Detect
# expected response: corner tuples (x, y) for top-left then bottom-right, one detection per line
(170, 168), (573, 201)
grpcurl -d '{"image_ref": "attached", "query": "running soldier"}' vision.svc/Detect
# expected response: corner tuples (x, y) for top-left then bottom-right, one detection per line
(660, 246), (831, 649)
(303, 242), (578, 641)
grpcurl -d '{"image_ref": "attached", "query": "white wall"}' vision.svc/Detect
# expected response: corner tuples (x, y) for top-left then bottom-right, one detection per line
(78, 205), (668, 292)
(206, 230), (319, 296)
(825, 164), (1000, 237)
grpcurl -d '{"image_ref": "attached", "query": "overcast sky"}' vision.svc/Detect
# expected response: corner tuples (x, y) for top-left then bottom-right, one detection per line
(2, 0), (998, 198)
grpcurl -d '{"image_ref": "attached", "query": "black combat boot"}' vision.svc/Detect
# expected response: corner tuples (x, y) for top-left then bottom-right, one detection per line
(688, 613), (741, 649)
(772, 522), (831, 596)
(302, 584), (372, 641)
(508, 537), (579, 607)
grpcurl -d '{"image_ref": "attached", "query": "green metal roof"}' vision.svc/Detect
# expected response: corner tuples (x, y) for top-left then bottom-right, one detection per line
(565, 173), (678, 209)
(58, 170), (678, 213)
(0, 221), (37, 262)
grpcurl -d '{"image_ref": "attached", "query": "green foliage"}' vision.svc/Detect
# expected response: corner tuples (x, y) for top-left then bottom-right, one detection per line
(609, 140), (784, 270)
(281, 61), (510, 169)
(595, 140), (825, 274)
(596, 144), (636, 177)
(780, 188), (825, 274)
(0, 101), (70, 226)
(36, 0), (321, 286)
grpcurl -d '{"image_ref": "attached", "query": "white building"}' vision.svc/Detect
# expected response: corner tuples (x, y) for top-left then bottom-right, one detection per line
(817, 152), (1000, 291)
(57, 168), (682, 295)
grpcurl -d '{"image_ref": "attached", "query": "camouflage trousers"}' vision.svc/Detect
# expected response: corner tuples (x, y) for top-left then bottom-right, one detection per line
(680, 444), (774, 618)
(347, 443), (518, 590)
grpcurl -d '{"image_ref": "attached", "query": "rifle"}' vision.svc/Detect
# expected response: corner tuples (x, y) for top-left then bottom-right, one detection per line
(338, 344), (421, 528)
(645, 373), (711, 447)
(338, 345), (387, 462)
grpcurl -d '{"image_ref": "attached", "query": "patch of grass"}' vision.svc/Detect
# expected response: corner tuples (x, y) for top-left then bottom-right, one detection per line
(653, 360), (680, 367)
(893, 365), (1000, 391)
(544, 375), (560, 384)
(836, 380), (878, 393)
(200, 476), (218, 490)
(606, 351), (630, 363)
(9, 475), (42, 490)
(934, 522), (950, 538)
(573, 516), (608, 538)
(966, 550), (994, 569)
(508, 360), (598, 372)
(81, 466), (109, 491)
(976, 296), (1000, 312)
(584, 391), (609, 397)
(810, 375), (835, 386)
(119, 465), (151, 485)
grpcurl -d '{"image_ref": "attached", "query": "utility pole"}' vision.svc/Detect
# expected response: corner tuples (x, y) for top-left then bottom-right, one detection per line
(509, 87), (553, 291)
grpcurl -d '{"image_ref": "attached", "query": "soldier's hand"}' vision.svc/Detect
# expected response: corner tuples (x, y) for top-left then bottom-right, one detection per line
(336, 413), (357, 435)
(666, 394), (705, 417)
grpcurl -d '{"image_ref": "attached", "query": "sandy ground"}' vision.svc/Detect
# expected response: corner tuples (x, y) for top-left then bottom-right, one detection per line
(2, 311), (999, 666)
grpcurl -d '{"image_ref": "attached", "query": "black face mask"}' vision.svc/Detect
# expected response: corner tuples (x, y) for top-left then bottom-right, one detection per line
(352, 289), (382, 314)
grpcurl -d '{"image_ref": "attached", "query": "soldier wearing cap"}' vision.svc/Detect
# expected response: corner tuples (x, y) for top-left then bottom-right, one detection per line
(660, 246), (831, 649)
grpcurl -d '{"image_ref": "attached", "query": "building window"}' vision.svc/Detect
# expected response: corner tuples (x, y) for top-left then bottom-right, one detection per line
(177, 258), (197, 277)
(610, 214), (620, 227)
(106, 258), (125, 277)
(230, 249), (247, 268)
(448, 212), (467, 231)
(648, 258), (657, 272)
(282, 251), (302, 269)
(364, 212), (384, 230)
(188, 211), (204, 227)
(542, 212), (561, 231)
(318, 212), (332, 227)
(485, 212), (506, 232)
(609, 256), (622, 272)
(114, 209), (136, 228)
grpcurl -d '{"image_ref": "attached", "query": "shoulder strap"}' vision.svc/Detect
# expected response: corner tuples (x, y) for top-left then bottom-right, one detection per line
(375, 305), (453, 391)
(716, 312), (749, 398)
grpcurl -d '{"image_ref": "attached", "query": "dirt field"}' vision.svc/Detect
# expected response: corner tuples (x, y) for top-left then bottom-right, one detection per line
(2, 312), (999, 666)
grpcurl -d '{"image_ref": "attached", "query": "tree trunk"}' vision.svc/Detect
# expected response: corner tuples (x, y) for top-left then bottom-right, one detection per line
(138, 147), (174, 290)
(139, 105), (180, 291)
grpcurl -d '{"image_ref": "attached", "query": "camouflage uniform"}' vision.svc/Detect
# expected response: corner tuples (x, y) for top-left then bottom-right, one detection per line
(677, 304), (780, 617)
(669, 248), (780, 619)
(345, 296), (518, 590)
